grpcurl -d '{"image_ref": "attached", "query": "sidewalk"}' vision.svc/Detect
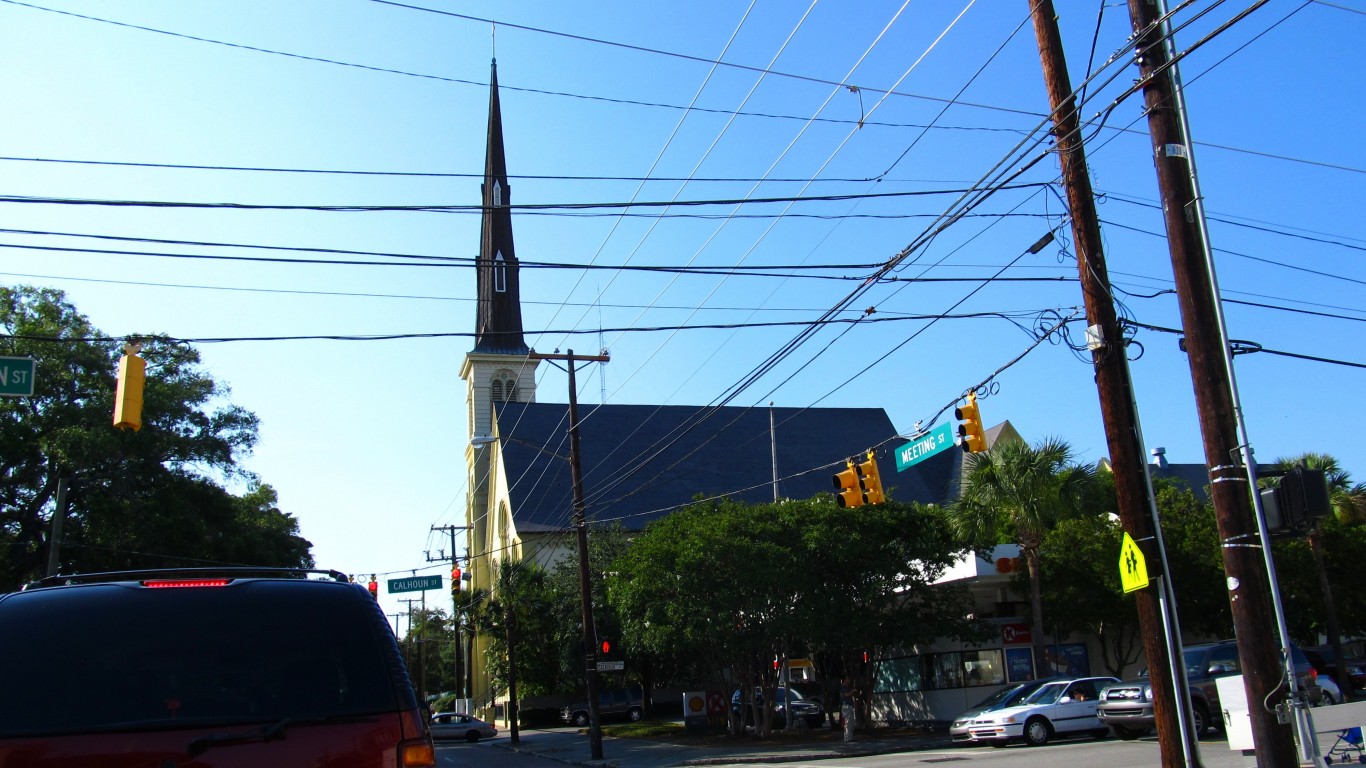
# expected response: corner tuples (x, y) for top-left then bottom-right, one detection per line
(495, 725), (954, 768)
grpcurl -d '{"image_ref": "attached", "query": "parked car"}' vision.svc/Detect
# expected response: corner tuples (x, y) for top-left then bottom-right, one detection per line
(1316, 674), (1343, 706)
(1304, 646), (1365, 695)
(0, 568), (435, 767)
(965, 676), (1118, 746)
(561, 688), (643, 726)
(949, 679), (1055, 744)
(731, 686), (825, 729)
(429, 712), (497, 742)
(1096, 640), (1321, 740)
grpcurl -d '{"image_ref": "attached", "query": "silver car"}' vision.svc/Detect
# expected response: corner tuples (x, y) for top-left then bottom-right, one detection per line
(949, 679), (1054, 743)
(430, 712), (498, 742)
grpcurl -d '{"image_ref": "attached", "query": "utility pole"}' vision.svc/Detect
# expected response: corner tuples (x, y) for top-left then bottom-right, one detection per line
(400, 598), (426, 703)
(430, 525), (470, 704)
(1025, 3), (1196, 766)
(1125, 1), (1299, 764)
(530, 348), (610, 761)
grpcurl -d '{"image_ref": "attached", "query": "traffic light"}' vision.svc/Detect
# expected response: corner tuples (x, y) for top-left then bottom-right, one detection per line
(600, 639), (611, 655)
(856, 451), (884, 505)
(954, 392), (987, 453)
(113, 346), (146, 432)
(451, 566), (462, 596)
(367, 575), (378, 600)
(833, 460), (865, 508)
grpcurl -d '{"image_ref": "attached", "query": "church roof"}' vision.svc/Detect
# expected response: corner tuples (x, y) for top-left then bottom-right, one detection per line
(493, 402), (965, 533)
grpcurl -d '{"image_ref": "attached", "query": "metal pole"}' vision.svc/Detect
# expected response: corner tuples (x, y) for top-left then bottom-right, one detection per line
(46, 476), (70, 577)
(769, 402), (778, 503)
(1148, 5), (1316, 760)
(1125, 1), (1298, 763)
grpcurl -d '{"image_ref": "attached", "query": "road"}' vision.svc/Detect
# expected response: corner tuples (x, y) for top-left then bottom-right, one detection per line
(435, 729), (1264, 768)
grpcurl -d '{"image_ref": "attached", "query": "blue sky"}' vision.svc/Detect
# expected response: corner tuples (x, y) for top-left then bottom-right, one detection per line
(1, 0), (1362, 626)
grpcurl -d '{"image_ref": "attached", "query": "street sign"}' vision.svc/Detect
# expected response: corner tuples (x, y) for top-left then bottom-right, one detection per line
(1119, 532), (1149, 593)
(0, 357), (35, 397)
(387, 575), (443, 594)
(596, 660), (624, 672)
(894, 423), (953, 472)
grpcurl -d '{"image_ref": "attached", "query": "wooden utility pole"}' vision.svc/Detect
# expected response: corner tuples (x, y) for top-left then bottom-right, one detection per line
(531, 348), (611, 761)
(1124, 1), (1296, 764)
(1025, 3), (1195, 766)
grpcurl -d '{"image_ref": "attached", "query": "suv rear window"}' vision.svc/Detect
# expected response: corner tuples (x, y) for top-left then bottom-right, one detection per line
(0, 578), (401, 738)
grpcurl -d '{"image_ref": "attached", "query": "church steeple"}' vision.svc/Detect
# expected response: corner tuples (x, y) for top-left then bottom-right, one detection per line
(474, 58), (528, 354)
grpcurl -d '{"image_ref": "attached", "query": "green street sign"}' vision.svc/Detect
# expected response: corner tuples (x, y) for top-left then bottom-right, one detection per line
(895, 423), (953, 472)
(0, 357), (35, 397)
(387, 575), (443, 594)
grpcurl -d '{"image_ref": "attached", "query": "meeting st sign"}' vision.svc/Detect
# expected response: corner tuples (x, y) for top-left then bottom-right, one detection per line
(0, 357), (35, 397)
(895, 422), (954, 472)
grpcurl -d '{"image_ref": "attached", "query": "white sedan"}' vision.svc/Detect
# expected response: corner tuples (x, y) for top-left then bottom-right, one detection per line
(966, 676), (1119, 747)
(430, 712), (498, 742)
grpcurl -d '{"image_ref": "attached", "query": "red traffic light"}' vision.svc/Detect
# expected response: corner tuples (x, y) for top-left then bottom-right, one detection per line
(367, 578), (378, 600)
(601, 640), (611, 654)
(452, 566), (462, 593)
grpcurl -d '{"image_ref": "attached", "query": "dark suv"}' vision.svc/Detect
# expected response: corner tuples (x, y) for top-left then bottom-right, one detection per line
(0, 568), (435, 767)
(560, 688), (644, 726)
(1097, 640), (1321, 739)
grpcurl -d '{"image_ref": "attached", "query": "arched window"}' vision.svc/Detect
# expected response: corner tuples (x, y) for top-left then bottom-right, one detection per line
(490, 370), (518, 403)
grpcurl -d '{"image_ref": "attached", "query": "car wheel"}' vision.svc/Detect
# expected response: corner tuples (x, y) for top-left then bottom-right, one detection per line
(1024, 717), (1052, 747)
(1113, 725), (1149, 740)
(1316, 691), (1337, 707)
(574, 712), (589, 727)
(466, 731), (481, 743)
(1192, 702), (1210, 737)
(628, 707), (643, 722)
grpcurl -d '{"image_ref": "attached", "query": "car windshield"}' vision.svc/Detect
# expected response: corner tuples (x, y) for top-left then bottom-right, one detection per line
(1023, 682), (1067, 706)
(972, 684), (1026, 710)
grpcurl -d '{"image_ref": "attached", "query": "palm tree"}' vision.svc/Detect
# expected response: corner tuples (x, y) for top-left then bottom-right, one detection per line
(948, 436), (1096, 672)
(1268, 452), (1366, 701)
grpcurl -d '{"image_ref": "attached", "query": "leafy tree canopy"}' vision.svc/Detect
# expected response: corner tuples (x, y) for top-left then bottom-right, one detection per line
(0, 285), (312, 589)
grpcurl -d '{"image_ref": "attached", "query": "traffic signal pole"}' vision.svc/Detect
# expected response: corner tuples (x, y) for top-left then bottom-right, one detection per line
(1124, 1), (1305, 764)
(1024, 3), (1196, 766)
(531, 349), (611, 761)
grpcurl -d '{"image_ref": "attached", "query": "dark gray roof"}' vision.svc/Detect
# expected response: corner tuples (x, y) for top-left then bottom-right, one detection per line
(1148, 463), (1210, 499)
(494, 402), (962, 532)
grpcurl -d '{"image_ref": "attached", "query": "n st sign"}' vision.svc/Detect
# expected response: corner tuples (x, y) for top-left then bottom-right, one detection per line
(0, 357), (35, 397)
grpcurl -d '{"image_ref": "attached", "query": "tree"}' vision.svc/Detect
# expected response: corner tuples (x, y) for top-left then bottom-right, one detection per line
(948, 436), (1096, 672)
(1036, 511), (1144, 678)
(608, 494), (980, 736)
(0, 285), (311, 590)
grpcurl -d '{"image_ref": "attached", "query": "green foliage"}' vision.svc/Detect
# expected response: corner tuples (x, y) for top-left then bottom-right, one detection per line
(949, 436), (1096, 667)
(0, 285), (312, 589)
(606, 493), (980, 724)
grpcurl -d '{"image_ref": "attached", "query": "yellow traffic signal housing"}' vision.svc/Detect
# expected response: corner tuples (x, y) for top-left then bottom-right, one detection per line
(113, 350), (146, 432)
(833, 460), (865, 508)
(955, 393), (987, 453)
(856, 451), (885, 505)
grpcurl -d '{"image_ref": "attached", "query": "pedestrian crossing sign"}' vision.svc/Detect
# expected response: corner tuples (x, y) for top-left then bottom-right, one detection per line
(1119, 532), (1149, 593)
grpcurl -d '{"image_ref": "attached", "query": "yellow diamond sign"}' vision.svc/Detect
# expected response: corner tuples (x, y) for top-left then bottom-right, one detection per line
(1119, 532), (1149, 593)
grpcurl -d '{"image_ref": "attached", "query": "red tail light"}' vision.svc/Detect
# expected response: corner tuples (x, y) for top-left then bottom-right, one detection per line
(141, 579), (232, 588)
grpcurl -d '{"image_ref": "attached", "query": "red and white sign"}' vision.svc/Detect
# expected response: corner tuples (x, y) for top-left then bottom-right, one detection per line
(1002, 622), (1032, 645)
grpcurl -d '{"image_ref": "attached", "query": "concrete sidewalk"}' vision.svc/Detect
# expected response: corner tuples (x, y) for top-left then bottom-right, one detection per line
(496, 726), (954, 768)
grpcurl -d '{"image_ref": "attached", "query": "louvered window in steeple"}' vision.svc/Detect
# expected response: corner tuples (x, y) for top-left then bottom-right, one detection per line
(494, 250), (508, 293)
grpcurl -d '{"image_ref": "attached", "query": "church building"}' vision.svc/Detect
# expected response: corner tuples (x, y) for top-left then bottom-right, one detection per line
(457, 60), (1021, 719)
